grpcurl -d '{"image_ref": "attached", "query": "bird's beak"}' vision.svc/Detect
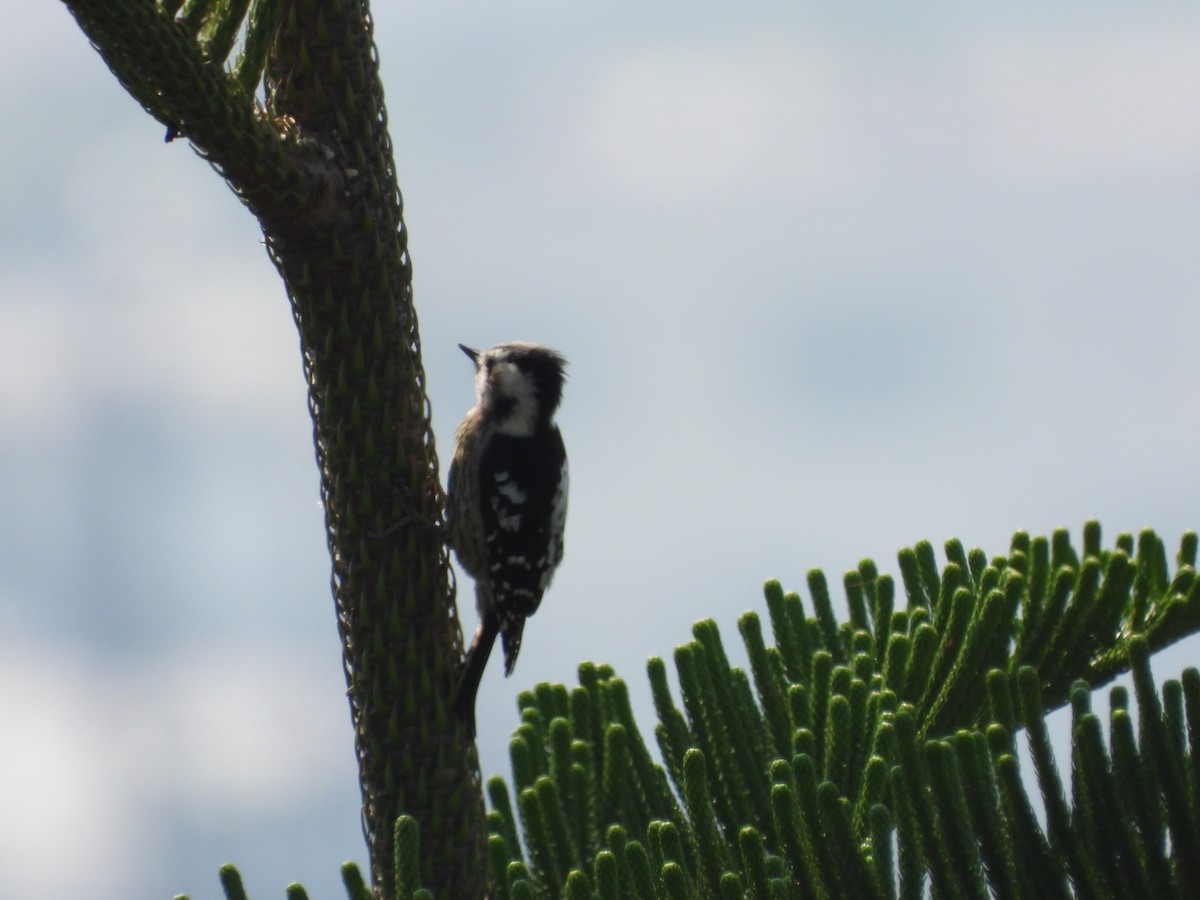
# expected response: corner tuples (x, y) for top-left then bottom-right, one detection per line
(458, 344), (480, 366)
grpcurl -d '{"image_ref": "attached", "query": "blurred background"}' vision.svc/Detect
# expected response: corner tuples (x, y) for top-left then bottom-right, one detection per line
(3, 2), (1199, 898)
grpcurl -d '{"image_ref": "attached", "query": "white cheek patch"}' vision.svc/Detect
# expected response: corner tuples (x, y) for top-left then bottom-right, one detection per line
(474, 364), (490, 402)
(490, 361), (539, 436)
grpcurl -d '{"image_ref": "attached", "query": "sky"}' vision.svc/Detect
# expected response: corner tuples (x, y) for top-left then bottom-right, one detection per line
(3, 3), (1200, 898)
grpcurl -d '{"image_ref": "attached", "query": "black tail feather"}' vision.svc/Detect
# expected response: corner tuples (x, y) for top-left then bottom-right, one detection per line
(501, 618), (527, 676)
(454, 614), (499, 738)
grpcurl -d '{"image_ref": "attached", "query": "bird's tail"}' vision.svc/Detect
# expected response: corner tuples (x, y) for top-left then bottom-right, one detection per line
(454, 613), (499, 738)
(501, 618), (527, 676)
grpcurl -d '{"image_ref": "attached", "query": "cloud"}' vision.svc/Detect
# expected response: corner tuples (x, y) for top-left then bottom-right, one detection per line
(0, 627), (147, 896)
(973, 30), (1200, 177)
(0, 618), (350, 898)
(572, 24), (1200, 208)
(576, 41), (850, 203)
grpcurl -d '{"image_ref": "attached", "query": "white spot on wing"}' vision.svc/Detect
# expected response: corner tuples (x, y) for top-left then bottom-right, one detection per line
(490, 494), (522, 531)
(542, 458), (569, 587)
(496, 479), (528, 505)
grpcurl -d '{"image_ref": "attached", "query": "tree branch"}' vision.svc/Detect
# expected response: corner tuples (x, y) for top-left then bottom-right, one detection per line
(59, 0), (487, 895)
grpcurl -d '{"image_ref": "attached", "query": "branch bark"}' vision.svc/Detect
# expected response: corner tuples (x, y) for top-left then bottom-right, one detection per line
(60, 0), (486, 895)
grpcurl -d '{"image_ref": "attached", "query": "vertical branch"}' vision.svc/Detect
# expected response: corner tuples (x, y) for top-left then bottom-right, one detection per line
(61, 0), (489, 893)
(261, 1), (484, 894)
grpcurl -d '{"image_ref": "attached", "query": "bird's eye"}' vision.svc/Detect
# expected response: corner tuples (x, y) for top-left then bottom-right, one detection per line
(484, 357), (496, 372)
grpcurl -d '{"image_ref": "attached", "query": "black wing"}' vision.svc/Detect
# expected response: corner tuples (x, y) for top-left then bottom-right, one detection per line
(479, 426), (568, 628)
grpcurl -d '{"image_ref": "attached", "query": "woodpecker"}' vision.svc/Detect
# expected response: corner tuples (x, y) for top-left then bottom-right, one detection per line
(447, 341), (569, 736)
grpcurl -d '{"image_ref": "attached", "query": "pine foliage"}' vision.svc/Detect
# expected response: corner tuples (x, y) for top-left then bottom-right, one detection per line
(189, 523), (1200, 898)
(449, 523), (1198, 898)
